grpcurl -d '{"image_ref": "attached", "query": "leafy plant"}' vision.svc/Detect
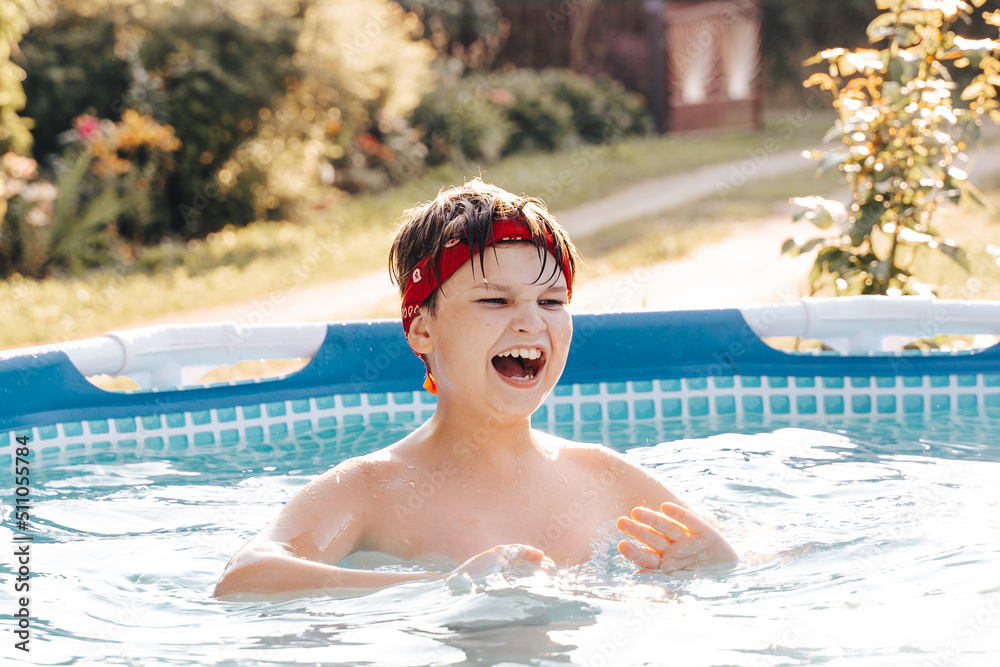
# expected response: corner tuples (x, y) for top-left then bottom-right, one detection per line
(46, 150), (122, 273)
(0, 0), (33, 156)
(0, 149), (119, 278)
(783, 0), (1000, 296)
(0, 110), (182, 277)
(1, 152), (51, 275)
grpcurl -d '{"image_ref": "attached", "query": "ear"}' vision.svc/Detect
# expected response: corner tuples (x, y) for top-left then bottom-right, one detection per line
(406, 308), (434, 355)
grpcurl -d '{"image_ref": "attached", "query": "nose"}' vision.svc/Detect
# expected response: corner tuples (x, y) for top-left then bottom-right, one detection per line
(512, 301), (545, 334)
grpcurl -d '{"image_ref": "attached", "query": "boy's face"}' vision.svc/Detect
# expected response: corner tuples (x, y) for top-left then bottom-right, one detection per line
(413, 243), (572, 417)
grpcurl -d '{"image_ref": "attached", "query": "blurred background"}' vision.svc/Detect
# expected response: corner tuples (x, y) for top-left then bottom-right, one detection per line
(3, 0), (1000, 354)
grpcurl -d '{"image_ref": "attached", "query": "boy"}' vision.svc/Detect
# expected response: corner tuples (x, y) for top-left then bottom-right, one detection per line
(214, 180), (737, 596)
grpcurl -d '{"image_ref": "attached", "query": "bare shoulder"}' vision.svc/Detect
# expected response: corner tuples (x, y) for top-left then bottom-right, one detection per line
(535, 430), (633, 472)
(301, 453), (369, 491)
(293, 448), (400, 505)
(261, 450), (407, 561)
(533, 430), (683, 508)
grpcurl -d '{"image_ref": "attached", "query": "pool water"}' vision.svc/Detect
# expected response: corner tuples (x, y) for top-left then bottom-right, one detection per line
(4, 415), (1000, 666)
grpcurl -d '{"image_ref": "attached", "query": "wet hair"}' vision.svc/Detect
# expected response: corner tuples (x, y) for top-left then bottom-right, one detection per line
(389, 179), (578, 316)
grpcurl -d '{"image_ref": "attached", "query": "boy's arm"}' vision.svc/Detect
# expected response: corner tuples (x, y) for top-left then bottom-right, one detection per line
(212, 537), (443, 597)
(212, 538), (442, 597)
(213, 461), (440, 597)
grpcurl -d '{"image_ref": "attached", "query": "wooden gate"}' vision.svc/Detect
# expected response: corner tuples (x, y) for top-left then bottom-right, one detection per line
(661, 0), (762, 133)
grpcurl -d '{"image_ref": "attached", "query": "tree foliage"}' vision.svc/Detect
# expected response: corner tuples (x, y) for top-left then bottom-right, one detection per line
(5, 0), (435, 277)
(0, 0), (33, 155)
(761, 0), (882, 98)
(396, 0), (505, 71)
(783, 0), (1000, 296)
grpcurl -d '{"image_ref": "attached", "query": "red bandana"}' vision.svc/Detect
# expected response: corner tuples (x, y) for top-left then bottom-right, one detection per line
(401, 215), (573, 393)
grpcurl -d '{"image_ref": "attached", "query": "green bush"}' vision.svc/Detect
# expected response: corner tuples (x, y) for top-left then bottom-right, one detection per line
(500, 70), (577, 154)
(545, 70), (654, 144)
(256, 0), (436, 196)
(9, 0), (435, 267)
(136, 4), (297, 235)
(410, 73), (513, 165)
(18, 4), (293, 239)
(331, 116), (432, 193)
(411, 67), (653, 164)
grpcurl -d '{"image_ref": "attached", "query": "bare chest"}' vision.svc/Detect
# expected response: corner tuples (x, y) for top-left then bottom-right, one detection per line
(365, 475), (623, 565)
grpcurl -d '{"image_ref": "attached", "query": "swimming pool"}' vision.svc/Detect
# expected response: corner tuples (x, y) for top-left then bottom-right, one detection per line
(3, 296), (1000, 665)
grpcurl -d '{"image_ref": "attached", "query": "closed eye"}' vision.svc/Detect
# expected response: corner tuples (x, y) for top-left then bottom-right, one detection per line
(478, 298), (508, 305)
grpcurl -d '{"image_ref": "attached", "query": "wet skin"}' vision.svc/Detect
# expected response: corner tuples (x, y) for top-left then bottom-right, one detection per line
(214, 244), (737, 597)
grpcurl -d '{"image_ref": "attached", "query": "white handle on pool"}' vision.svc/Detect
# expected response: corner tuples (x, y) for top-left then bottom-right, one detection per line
(12, 322), (329, 389)
(740, 296), (1000, 352)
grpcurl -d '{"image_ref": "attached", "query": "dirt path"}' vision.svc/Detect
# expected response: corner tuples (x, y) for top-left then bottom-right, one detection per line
(138, 144), (1000, 327)
(571, 215), (813, 312)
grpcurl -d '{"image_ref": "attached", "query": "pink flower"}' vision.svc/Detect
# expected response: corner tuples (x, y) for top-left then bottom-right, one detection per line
(74, 115), (101, 143)
(489, 88), (514, 106)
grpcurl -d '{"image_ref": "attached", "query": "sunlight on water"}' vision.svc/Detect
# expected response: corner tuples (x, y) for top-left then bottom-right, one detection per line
(3, 415), (999, 665)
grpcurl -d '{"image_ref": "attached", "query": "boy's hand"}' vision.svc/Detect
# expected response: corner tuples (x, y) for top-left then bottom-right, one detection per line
(616, 503), (738, 572)
(450, 544), (554, 581)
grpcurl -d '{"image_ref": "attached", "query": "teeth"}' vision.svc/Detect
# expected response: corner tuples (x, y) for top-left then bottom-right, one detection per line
(497, 347), (542, 360)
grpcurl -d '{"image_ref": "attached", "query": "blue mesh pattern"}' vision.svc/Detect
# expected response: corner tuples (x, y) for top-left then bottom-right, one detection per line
(5, 384), (999, 469)
(531, 374), (1000, 424)
(5, 371), (1000, 464)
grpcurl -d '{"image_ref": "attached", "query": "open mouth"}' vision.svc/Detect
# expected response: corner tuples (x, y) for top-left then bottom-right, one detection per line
(491, 347), (546, 383)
